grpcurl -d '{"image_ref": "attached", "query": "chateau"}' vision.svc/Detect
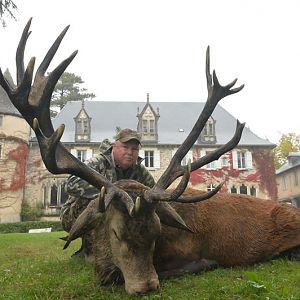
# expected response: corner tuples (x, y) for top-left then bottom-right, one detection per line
(0, 89), (277, 223)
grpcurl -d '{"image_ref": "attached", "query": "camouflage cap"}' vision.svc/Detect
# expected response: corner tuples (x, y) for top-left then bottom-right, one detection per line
(114, 128), (141, 144)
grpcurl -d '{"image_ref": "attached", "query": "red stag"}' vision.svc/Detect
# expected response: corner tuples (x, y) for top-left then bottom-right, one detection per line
(1, 19), (300, 295)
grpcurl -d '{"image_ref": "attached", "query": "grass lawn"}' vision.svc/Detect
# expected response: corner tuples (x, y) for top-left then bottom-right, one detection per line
(1, 231), (300, 299)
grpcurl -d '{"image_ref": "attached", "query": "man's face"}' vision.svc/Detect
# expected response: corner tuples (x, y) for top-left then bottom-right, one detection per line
(112, 140), (140, 169)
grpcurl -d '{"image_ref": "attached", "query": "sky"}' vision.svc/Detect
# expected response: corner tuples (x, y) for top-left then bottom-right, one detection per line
(0, 0), (299, 144)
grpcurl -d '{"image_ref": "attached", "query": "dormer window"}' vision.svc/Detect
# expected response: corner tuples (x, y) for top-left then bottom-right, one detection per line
(137, 93), (160, 143)
(74, 101), (91, 142)
(199, 116), (216, 144)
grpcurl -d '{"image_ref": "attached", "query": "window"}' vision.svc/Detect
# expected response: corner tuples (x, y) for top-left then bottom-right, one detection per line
(50, 185), (58, 206)
(221, 156), (227, 167)
(232, 150), (253, 169)
(0, 115), (3, 127)
(240, 184), (247, 194)
(231, 185), (237, 193)
(282, 175), (288, 191)
(294, 171), (299, 186)
(250, 186), (257, 196)
(237, 152), (246, 169)
(60, 183), (68, 205)
(76, 118), (89, 135)
(142, 120), (148, 133)
(201, 150), (218, 169)
(149, 120), (155, 133)
(0, 144), (2, 159)
(144, 150), (154, 167)
(142, 119), (155, 134)
(45, 182), (69, 208)
(43, 186), (48, 207)
(77, 150), (87, 162)
(207, 183), (216, 191)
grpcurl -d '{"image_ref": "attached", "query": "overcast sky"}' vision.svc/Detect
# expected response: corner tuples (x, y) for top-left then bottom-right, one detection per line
(0, 0), (299, 144)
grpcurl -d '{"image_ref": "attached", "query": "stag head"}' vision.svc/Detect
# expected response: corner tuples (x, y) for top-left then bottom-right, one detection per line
(0, 19), (244, 295)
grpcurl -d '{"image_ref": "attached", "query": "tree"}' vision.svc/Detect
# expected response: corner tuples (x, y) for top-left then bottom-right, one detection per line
(51, 72), (95, 117)
(0, 0), (17, 27)
(273, 133), (300, 169)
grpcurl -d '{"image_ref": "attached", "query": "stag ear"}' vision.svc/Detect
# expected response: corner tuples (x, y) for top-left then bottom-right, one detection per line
(155, 202), (194, 233)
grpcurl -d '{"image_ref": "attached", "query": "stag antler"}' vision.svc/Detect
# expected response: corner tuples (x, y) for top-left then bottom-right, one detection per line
(145, 46), (245, 203)
(0, 18), (136, 215)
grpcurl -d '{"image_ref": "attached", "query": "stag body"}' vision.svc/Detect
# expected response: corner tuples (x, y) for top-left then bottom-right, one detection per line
(89, 182), (300, 294)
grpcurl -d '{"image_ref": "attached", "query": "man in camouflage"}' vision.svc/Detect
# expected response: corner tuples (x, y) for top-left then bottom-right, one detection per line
(61, 128), (155, 258)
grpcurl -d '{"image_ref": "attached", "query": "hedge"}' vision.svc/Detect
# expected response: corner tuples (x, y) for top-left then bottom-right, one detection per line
(0, 221), (63, 233)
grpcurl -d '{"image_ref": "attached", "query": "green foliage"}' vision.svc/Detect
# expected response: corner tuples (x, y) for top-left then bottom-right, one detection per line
(1, 232), (300, 299)
(51, 72), (95, 117)
(273, 132), (300, 169)
(0, 0), (17, 27)
(20, 202), (43, 221)
(0, 221), (62, 233)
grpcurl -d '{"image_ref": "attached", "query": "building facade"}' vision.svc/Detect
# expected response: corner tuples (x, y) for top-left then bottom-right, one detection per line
(0, 93), (278, 222)
(276, 152), (300, 207)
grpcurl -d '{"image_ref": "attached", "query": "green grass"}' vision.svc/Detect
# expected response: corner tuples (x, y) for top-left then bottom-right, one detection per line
(1, 232), (300, 299)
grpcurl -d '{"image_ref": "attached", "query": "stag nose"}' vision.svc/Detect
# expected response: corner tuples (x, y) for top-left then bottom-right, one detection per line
(126, 279), (160, 295)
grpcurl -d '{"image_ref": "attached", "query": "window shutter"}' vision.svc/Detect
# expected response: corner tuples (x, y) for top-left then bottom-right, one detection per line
(186, 150), (193, 163)
(139, 150), (145, 166)
(245, 151), (253, 169)
(215, 157), (222, 169)
(86, 149), (93, 160)
(71, 149), (77, 157)
(232, 150), (238, 169)
(200, 150), (206, 169)
(154, 150), (160, 168)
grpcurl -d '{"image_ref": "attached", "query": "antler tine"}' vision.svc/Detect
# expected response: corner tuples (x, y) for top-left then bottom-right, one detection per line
(0, 19), (136, 216)
(16, 17), (32, 85)
(145, 46), (245, 203)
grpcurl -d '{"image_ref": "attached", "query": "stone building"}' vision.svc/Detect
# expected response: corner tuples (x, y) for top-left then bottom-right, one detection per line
(0, 93), (277, 222)
(276, 152), (300, 207)
(0, 74), (31, 222)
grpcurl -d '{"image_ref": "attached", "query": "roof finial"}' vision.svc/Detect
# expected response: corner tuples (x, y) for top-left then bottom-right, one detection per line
(147, 93), (149, 104)
(81, 99), (85, 109)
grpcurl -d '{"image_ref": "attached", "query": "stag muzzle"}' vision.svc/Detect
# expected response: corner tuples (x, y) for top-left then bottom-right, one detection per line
(124, 275), (160, 295)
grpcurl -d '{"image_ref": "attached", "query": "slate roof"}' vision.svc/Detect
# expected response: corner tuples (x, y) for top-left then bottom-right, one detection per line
(52, 100), (275, 147)
(276, 152), (300, 175)
(0, 69), (21, 117)
(0, 86), (21, 117)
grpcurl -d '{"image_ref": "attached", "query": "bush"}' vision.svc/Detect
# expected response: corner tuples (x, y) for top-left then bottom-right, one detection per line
(20, 202), (43, 221)
(0, 221), (63, 233)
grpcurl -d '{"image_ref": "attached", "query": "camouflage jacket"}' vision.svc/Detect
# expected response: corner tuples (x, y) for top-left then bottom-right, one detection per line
(65, 147), (155, 201)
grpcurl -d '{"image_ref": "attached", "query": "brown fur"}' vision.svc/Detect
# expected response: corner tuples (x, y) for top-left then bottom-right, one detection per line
(155, 188), (300, 269)
(90, 183), (300, 294)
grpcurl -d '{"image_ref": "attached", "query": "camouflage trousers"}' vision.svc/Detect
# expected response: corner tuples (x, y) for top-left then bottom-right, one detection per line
(60, 196), (91, 232)
(60, 196), (95, 258)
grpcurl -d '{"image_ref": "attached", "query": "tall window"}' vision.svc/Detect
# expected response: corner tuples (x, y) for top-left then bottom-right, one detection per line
(231, 185), (237, 193)
(0, 115), (3, 127)
(77, 150), (87, 162)
(144, 150), (154, 167)
(250, 186), (257, 196)
(282, 175), (288, 191)
(240, 184), (247, 194)
(237, 152), (246, 169)
(142, 119), (155, 133)
(0, 144), (2, 159)
(60, 183), (68, 205)
(76, 119), (89, 134)
(294, 171), (299, 186)
(149, 120), (155, 133)
(50, 185), (58, 206)
(142, 119), (148, 133)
